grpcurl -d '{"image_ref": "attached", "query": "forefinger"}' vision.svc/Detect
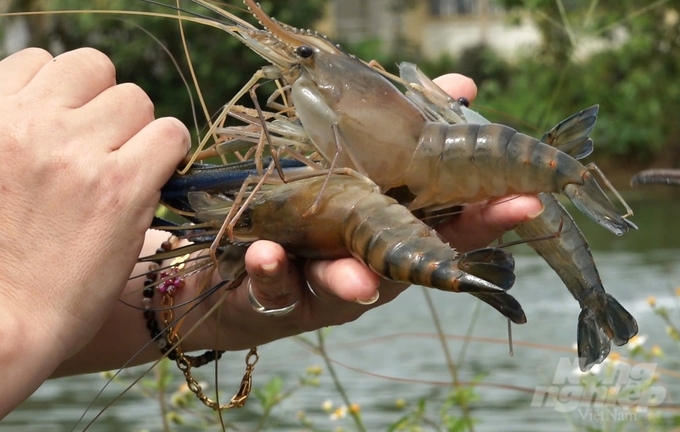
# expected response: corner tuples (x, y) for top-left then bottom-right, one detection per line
(115, 117), (190, 199)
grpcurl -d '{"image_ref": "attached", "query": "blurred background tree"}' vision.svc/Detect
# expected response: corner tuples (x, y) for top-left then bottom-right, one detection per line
(484, 0), (680, 163)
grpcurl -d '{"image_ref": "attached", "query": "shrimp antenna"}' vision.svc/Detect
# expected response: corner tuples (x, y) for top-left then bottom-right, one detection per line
(507, 319), (514, 357)
(140, 0), (251, 29)
(139, 0), (222, 23)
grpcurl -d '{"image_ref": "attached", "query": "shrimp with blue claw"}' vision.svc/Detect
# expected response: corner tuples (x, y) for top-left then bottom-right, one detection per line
(156, 164), (526, 324)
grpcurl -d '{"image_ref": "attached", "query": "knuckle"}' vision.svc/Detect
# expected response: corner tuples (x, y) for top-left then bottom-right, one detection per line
(117, 83), (154, 119)
(16, 47), (53, 63)
(153, 117), (191, 152)
(68, 47), (116, 82)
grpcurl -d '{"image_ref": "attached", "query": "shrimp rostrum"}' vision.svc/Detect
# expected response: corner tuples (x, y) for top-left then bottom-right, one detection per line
(159, 168), (526, 324)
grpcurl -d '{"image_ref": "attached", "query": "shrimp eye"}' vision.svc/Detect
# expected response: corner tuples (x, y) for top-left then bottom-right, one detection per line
(458, 97), (470, 107)
(296, 45), (314, 59)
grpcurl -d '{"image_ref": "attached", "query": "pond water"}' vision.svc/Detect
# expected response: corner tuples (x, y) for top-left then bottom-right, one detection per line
(5, 189), (680, 432)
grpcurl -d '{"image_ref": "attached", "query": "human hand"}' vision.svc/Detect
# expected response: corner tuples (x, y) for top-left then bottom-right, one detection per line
(48, 72), (542, 378)
(0, 47), (189, 410)
(184, 74), (543, 351)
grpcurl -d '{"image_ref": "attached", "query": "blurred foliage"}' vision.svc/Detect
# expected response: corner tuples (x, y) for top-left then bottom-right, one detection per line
(484, 0), (680, 163)
(1, 0), (679, 164)
(336, 0), (680, 165)
(1, 0), (327, 137)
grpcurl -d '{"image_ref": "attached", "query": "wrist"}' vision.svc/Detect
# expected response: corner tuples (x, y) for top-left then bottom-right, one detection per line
(140, 239), (227, 357)
(0, 295), (65, 417)
(50, 232), (226, 378)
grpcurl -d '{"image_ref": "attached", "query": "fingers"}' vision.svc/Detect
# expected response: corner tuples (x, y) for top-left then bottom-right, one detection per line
(243, 241), (301, 310)
(433, 73), (478, 102)
(0, 48), (53, 95)
(115, 116), (190, 195)
(76, 82), (155, 151)
(243, 241), (383, 311)
(216, 240), (406, 348)
(305, 258), (380, 304)
(240, 241), (388, 319)
(22, 48), (116, 108)
(437, 195), (545, 252)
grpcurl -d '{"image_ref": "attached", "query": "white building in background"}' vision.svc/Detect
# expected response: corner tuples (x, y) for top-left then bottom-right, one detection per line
(319, 0), (543, 61)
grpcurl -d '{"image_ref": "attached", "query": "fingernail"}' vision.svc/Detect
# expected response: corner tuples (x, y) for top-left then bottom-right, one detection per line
(526, 203), (546, 220)
(260, 260), (279, 277)
(355, 290), (380, 305)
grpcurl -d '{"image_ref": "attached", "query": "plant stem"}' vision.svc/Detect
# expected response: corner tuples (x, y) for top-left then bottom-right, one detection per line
(156, 358), (171, 432)
(315, 330), (367, 432)
(457, 302), (481, 366)
(422, 288), (475, 432)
